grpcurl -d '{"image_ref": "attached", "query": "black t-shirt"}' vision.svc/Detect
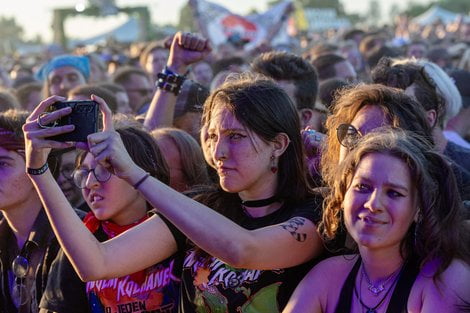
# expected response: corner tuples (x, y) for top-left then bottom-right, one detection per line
(39, 213), (186, 313)
(179, 196), (323, 313)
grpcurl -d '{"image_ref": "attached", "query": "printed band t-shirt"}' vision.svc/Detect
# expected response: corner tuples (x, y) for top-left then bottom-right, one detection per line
(179, 196), (322, 313)
(40, 213), (186, 313)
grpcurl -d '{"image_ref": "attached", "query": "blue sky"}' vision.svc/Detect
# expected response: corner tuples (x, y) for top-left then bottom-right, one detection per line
(1, 0), (431, 42)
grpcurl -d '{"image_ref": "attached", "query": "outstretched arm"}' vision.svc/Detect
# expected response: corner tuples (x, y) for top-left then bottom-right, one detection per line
(143, 32), (211, 132)
(24, 96), (178, 281)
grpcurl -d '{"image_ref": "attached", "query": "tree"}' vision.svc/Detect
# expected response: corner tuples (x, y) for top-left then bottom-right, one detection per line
(0, 16), (24, 54)
(367, 0), (382, 26)
(438, 0), (470, 14)
(297, 0), (345, 15)
(178, 3), (196, 32)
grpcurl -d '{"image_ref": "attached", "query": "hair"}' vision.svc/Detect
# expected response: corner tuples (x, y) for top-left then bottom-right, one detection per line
(0, 110), (59, 178)
(372, 57), (462, 127)
(251, 51), (319, 110)
(151, 127), (211, 188)
(358, 34), (386, 57)
(97, 82), (126, 94)
(312, 54), (347, 81)
(318, 78), (350, 113)
(202, 73), (311, 205)
(343, 29), (365, 42)
(321, 84), (434, 188)
(15, 82), (42, 110)
(139, 40), (167, 69)
(0, 90), (20, 112)
(306, 43), (339, 60)
(68, 84), (118, 113)
(365, 45), (401, 70)
(321, 128), (470, 277)
(112, 66), (150, 85)
(212, 57), (245, 76)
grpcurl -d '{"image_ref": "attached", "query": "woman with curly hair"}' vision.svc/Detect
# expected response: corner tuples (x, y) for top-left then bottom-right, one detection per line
(284, 129), (470, 313)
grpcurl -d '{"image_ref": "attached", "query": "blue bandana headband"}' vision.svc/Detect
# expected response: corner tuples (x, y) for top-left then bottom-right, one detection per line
(36, 55), (90, 81)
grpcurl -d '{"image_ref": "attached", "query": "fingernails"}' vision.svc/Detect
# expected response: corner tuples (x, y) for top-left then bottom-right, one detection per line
(65, 124), (75, 130)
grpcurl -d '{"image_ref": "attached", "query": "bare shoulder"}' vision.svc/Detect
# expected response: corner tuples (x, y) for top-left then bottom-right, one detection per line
(283, 255), (359, 313)
(410, 259), (470, 312)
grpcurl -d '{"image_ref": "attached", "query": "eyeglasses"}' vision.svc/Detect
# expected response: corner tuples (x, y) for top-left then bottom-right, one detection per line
(72, 165), (112, 189)
(337, 123), (362, 149)
(11, 241), (34, 307)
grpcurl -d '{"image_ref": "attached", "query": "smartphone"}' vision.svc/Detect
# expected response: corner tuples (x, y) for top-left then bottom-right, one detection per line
(48, 100), (99, 142)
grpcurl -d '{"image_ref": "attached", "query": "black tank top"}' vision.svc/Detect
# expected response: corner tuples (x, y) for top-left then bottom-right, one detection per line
(334, 256), (419, 313)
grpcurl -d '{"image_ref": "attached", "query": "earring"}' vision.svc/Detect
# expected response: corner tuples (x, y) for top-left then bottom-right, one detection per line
(270, 155), (278, 173)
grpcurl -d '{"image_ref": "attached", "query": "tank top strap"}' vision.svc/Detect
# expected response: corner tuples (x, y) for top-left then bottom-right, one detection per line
(334, 256), (361, 313)
(385, 257), (420, 313)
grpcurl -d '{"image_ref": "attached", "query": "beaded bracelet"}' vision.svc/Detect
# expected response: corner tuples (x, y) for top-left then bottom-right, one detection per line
(27, 162), (49, 175)
(156, 66), (188, 96)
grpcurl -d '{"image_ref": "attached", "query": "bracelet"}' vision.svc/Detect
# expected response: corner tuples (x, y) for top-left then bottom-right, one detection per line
(156, 66), (188, 96)
(27, 162), (49, 175)
(133, 173), (150, 190)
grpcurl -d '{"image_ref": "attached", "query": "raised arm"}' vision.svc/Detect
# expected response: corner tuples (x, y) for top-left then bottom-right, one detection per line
(23, 96), (178, 281)
(143, 32), (211, 131)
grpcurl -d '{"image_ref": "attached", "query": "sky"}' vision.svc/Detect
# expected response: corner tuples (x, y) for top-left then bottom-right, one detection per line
(0, 0), (431, 42)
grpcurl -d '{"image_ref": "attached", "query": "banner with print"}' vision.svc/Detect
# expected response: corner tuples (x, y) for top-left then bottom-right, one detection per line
(189, 0), (293, 50)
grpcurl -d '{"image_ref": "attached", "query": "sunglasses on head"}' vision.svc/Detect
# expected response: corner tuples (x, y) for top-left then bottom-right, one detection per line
(336, 123), (362, 149)
(11, 241), (35, 307)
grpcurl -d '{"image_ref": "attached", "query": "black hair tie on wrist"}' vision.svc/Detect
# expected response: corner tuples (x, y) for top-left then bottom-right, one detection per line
(27, 163), (49, 175)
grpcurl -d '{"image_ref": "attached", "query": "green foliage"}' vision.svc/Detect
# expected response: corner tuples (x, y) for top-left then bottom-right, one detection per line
(437, 0), (470, 14)
(178, 3), (196, 32)
(402, 1), (435, 17)
(0, 16), (24, 42)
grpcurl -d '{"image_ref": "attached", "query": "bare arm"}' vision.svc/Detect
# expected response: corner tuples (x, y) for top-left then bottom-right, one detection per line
(143, 32), (211, 132)
(24, 96), (178, 281)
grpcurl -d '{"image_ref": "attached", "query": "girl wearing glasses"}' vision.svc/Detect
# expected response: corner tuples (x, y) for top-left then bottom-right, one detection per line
(24, 72), (323, 312)
(283, 129), (470, 313)
(38, 120), (185, 313)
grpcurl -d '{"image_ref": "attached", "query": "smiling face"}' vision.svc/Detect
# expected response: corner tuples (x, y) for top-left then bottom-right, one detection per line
(207, 104), (277, 197)
(339, 105), (389, 162)
(343, 152), (417, 252)
(80, 153), (147, 225)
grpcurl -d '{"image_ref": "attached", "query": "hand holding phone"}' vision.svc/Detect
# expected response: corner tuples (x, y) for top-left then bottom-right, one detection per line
(46, 100), (99, 142)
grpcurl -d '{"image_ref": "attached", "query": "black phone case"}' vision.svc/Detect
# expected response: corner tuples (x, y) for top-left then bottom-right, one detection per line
(49, 100), (99, 142)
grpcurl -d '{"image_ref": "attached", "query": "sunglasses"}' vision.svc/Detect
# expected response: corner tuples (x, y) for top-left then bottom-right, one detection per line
(336, 123), (362, 149)
(72, 165), (112, 189)
(11, 241), (34, 307)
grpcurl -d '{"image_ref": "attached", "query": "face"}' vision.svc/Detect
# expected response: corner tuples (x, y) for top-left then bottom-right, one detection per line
(120, 73), (153, 113)
(115, 91), (133, 114)
(57, 150), (84, 207)
(343, 153), (417, 251)
(334, 61), (357, 83)
(48, 66), (86, 97)
(146, 49), (168, 79)
(192, 62), (213, 87)
(25, 90), (42, 112)
(339, 105), (389, 162)
(154, 136), (187, 192)
(207, 105), (276, 196)
(0, 147), (36, 212)
(80, 153), (147, 225)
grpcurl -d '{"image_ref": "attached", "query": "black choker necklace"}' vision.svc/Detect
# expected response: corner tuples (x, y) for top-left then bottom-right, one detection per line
(241, 195), (278, 208)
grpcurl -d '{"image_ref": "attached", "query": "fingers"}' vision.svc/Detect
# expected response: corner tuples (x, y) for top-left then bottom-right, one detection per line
(91, 94), (113, 132)
(28, 95), (66, 122)
(179, 32), (208, 51)
(37, 106), (72, 126)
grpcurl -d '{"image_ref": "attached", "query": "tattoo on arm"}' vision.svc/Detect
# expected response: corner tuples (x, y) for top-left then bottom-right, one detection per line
(281, 217), (307, 242)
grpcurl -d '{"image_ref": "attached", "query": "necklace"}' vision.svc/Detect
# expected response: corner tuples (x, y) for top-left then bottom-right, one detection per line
(361, 263), (402, 296)
(240, 195), (278, 208)
(354, 263), (402, 313)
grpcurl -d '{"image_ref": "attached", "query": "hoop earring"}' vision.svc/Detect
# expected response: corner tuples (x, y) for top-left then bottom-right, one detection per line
(270, 155), (278, 174)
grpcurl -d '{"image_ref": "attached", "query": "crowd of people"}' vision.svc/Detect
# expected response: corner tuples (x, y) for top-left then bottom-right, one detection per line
(0, 10), (470, 313)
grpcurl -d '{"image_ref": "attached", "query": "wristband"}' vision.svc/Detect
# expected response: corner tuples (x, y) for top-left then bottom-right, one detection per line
(27, 162), (49, 175)
(133, 173), (150, 190)
(156, 66), (188, 96)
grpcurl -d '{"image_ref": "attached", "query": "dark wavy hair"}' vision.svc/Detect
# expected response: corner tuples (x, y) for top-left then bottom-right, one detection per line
(321, 128), (470, 278)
